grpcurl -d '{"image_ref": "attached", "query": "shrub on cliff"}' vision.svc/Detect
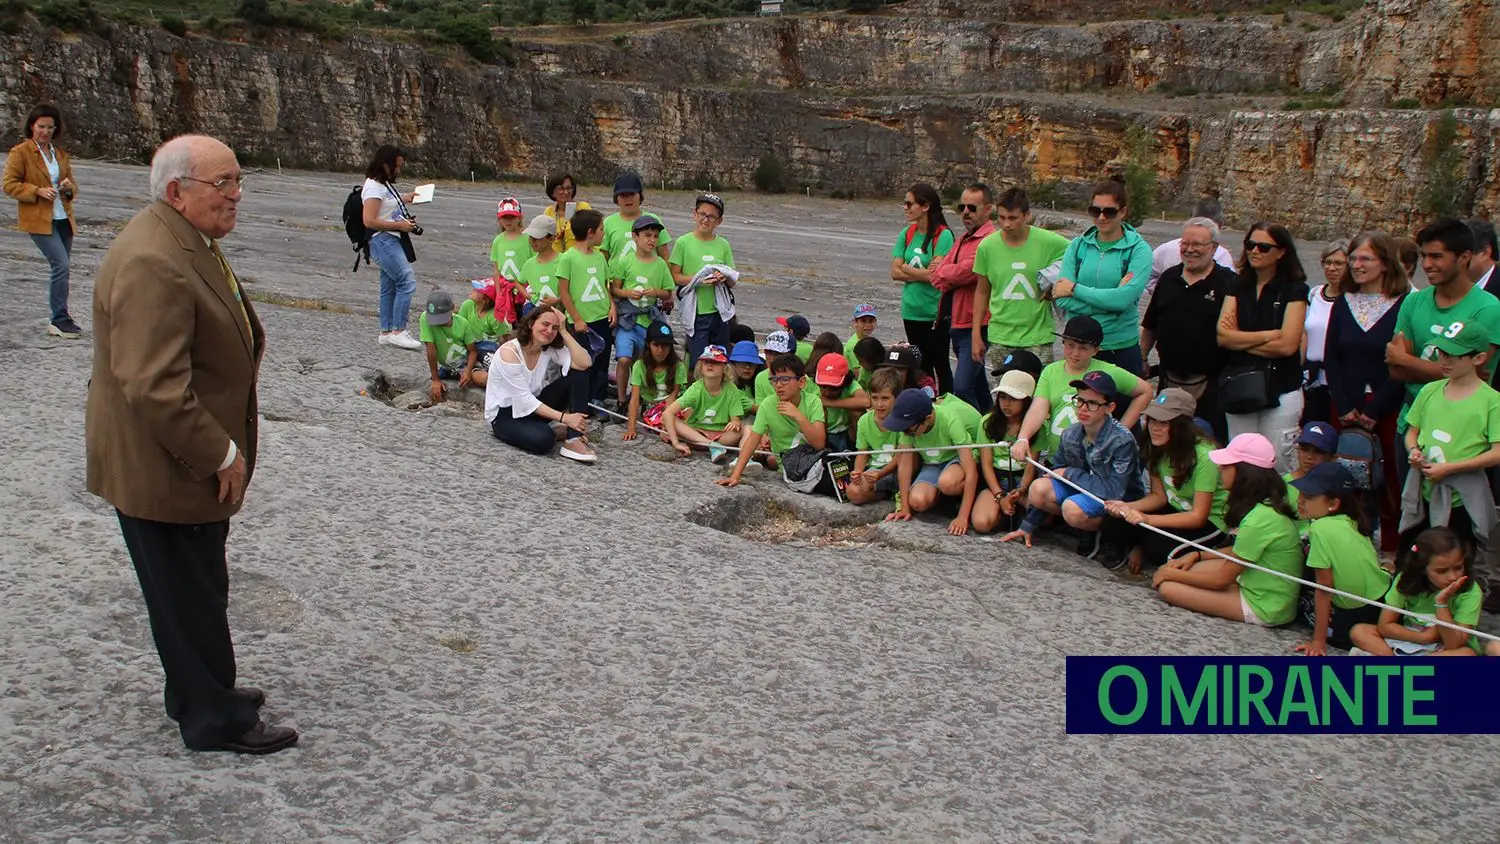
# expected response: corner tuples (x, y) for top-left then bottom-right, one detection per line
(1119, 125), (1158, 227)
(35, 0), (109, 34)
(159, 13), (187, 36)
(1422, 110), (1468, 219)
(752, 153), (788, 194)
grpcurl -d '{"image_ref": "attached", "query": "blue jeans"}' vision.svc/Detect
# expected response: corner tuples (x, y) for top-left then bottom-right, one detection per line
(30, 218), (73, 323)
(688, 312), (729, 364)
(950, 327), (992, 413)
(1096, 345), (1144, 379)
(369, 234), (417, 332)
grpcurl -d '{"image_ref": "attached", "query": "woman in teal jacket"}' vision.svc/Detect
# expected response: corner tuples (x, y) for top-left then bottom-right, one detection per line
(1053, 180), (1153, 376)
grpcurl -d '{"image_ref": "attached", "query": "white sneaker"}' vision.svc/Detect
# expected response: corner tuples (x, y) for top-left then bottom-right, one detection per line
(742, 458), (764, 474)
(386, 329), (421, 350)
(1347, 647), (1373, 657)
(378, 333), (391, 346)
(559, 440), (598, 463)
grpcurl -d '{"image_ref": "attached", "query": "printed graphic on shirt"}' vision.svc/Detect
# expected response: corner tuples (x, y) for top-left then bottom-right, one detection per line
(1001, 261), (1034, 300)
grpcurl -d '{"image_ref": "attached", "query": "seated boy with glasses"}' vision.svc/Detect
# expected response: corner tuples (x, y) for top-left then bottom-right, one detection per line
(1003, 371), (1145, 556)
(717, 354), (825, 487)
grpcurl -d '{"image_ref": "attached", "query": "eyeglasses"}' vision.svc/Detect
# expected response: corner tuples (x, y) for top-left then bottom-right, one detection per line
(1321, 258), (1347, 267)
(769, 375), (798, 385)
(694, 211), (721, 223)
(182, 174), (246, 195)
(1087, 205), (1120, 219)
(956, 203), (980, 213)
(1245, 241), (1279, 254)
(1179, 240), (1214, 251)
(1072, 395), (1110, 410)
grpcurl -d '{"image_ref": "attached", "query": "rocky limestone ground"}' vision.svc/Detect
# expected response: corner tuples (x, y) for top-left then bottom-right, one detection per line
(0, 160), (1485, 842)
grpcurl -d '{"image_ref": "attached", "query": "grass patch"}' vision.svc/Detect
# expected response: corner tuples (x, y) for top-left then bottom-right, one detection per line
(247, 291), (360, 314)
(437, 633), (478, 654)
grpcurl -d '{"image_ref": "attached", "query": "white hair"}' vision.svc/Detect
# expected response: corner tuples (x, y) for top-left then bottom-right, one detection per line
(149, 134), (216, 202)
(1182, 216), (1220, 242)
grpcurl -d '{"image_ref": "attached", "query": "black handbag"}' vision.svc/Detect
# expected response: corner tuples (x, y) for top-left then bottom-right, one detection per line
(1218, 366), (1274, 414)
(398, 231), (417, 263)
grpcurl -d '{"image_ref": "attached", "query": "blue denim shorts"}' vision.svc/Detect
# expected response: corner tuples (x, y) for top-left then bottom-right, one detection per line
(915, 457), (958, 487)
(1051, 478), (1106, 518)
(615, 323), (647, 359)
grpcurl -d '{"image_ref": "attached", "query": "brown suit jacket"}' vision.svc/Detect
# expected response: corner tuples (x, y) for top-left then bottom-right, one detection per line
(2, 140), (76, 235)
(86, 201), (265, 524)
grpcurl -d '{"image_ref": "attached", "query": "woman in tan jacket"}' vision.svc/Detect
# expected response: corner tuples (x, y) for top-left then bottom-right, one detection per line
(3, 104), (80, 338)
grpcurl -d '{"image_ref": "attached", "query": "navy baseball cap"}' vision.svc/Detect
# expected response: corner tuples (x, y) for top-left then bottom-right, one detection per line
(883, 388), (934, 433)
(648, 320), (674, 343)
(613, 170), (644, 198)
(1296, 422), (1338, 454)
(777, 315), (811, 339)
(1068, 370), (1118, 400)
(632, 214), (664, 233)
(1291, 461), (1357, 496)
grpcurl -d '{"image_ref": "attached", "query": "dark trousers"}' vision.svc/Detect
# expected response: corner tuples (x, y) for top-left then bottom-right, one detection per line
(688, 312), (729, 366)
(581, 319), (612, 406)
(904, 318), (953, 395)
(1302, 384), (1333, 426)
(1097, 345), (1145, 378)
(117, 512), (259, 749)
(490, 368), (588, 453)
(950, 326), (992, 413)
(1102, 507), (1227, 567)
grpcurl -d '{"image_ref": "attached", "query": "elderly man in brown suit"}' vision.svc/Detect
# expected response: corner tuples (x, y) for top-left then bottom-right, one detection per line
(85, 134), (297, 754)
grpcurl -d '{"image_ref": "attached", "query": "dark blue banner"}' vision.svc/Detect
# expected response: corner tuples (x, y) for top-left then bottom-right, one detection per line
(1065, 656), (1500, 734)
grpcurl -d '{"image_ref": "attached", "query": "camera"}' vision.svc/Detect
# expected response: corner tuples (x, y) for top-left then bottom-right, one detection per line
(60, 186), (74, 201)
(408, 223), (423, 237)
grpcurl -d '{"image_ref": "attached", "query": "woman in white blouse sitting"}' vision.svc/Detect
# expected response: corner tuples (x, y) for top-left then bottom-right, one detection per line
(485, 305), (597, 462)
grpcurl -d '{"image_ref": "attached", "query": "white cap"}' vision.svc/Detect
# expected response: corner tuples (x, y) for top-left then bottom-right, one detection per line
(993, 369), (1036, 400)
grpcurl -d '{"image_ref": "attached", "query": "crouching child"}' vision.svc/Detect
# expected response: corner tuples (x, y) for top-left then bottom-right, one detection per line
(882, 389), (983, 536)
(1004, 371), (1144, 552)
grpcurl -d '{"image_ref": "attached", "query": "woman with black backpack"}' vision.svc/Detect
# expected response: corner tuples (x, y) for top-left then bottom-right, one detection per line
(361, 145), (422, 350)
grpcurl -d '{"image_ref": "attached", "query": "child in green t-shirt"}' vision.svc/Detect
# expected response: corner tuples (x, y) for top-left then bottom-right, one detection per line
(490, 197), (533, 280)
(418, 290), (482, 405)
(973, 369), (1036, 535)
(777, 314), (813, 361)
(718, 354), (826, 486)
(519, 215), (562, 307)
(1289, 462), (1390, 655)
(623, 321), (686, 441)
(812, 352), (870, 454)
(665, 345), (752, 462)
(883, 388), (981, 536)
(609, 215), (675, 409)
(601, 171), (672, 262)
(729, 340), (764, 400)
(1401, 321), (1500, 558)
(1152, 433), (1303, 627)
(851, 336), (885, 395)
(670, 193), (736, 362)
(459, 278), (509, 344)
(1013, 315), (1152, 463)
(847, 368), (906, 505)
(1349, 527), (1484, 656)
(845, 304), (878, 372)
(1283, 422), (1338, 538)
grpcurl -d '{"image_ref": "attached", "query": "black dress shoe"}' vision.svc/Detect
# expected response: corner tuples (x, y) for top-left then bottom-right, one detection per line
(214, 721), (299, 755)
(236, 687), (266, 708)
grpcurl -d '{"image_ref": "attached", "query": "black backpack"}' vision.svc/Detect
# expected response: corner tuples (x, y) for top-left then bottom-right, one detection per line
(342, 186), (370, 271)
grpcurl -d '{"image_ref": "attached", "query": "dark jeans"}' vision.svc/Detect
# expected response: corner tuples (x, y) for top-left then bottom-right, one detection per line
(688, 312), (729, 366)
(1102, 508), (1227, 566)
(904, 318), (953, 395)
(490, 368), (589, 453)
(580, 319), (613, 406)
(1097, 344), (1144, 378)
(117, 512), (260, 749)
(950, 326), (991, 413)
(30, 217), (73, 323)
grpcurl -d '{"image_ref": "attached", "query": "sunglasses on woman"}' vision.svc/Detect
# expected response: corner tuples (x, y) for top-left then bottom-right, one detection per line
(1087, 205), (1120, 219)
(1245, 241), (1280, 254)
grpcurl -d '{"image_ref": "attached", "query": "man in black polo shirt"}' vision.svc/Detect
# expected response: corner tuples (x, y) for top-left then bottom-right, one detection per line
(1140, 217), (1236, 442)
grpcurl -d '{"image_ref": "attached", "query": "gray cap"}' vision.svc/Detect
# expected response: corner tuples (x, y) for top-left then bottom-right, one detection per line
(425, 290), (454, 326)
(523, 215), (556, 239)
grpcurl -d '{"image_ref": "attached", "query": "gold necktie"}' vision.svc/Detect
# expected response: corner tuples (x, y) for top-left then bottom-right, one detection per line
(211, 241), (252, 339)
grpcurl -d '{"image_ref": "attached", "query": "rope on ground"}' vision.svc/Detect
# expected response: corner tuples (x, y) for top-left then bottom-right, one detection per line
(1023, 456), (1500, 646)
(826, 440), (1015, 459)
(586, 402), (775, 458)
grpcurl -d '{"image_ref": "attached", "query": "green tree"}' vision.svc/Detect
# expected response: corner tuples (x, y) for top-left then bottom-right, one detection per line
(1422, 110), (1465, 218)
(1120, 125), (1159, 226)
(752, 153), (787, 193)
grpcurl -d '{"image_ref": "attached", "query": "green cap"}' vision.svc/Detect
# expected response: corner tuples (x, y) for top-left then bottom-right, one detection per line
(1431, 321), (1492, 356)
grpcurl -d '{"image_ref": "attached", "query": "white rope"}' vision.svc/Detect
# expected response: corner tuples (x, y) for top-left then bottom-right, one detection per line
(586, 402), (775, 458)
(827, 439), (1015, 459)
(1023, 456), (1500, 645)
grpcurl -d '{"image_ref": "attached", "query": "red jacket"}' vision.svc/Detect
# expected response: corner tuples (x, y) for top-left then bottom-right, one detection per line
(931, 220), (996, 329)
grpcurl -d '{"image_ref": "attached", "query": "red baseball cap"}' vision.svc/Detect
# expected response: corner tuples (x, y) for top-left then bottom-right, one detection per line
(471, 278), (498, 302)
(814, 354), (850, 386)
(497, 197), (522, 218)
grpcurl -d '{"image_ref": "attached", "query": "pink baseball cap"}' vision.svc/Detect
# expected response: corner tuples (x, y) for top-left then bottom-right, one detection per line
(1208, 433), (1277, 470)
(814, 354), (850, 386)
